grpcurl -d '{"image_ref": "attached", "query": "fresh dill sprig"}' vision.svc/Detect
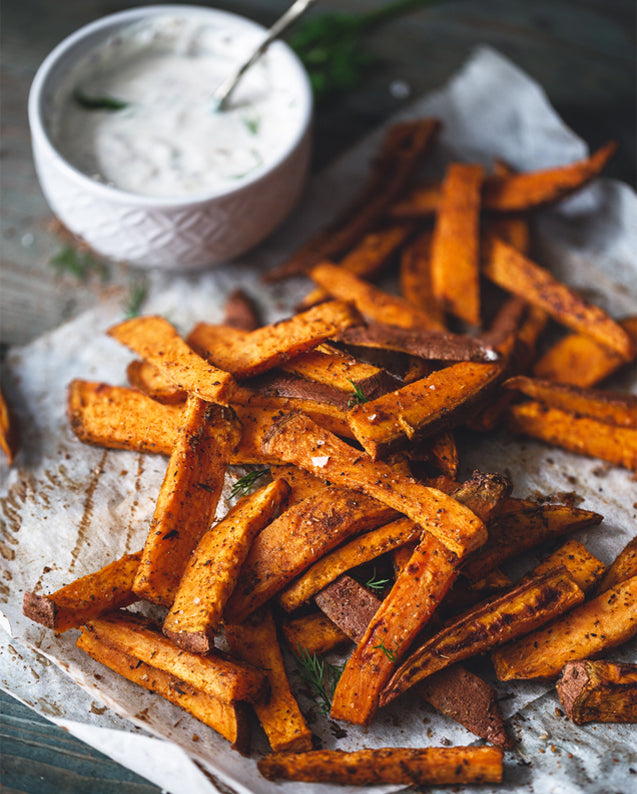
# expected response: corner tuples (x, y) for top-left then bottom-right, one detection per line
(373, 640), (398, 663)
(50, 244), (108, 282)
(294, 645), (343, 714)
(73, 88), (128, 112)
(124, 280), (148, 319)
(230, 468), (269, 498)
(347, 380), (368, 407)
(365, 567), (392, 592)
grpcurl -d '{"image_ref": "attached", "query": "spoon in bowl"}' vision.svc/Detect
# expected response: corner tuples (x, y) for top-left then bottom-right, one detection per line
(211, 0), (317, 112)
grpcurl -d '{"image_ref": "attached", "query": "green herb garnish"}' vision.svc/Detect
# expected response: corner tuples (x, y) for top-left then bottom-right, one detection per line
(373, 640), (398, 663)
(73, 88), (129, 112)
(294, 645), (343, 714)
(124, 280), (148, 319)
(365, 567), (392, 592)
(347, 380), (368, 407)
(242, 116), (261, 136)
(230, 468), (269, 498)
(50, 244), (108, 282)
(288, 0), (444, 103)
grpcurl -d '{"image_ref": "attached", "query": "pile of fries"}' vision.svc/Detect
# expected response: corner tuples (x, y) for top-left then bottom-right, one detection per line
(23, 117), (636, 788)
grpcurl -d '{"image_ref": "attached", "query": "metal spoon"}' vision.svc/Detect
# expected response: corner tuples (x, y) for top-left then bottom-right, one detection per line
(211, 0), (317, 112)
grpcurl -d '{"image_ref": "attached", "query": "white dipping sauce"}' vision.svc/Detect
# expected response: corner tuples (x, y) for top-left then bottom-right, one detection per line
(49, 16), (305, 198)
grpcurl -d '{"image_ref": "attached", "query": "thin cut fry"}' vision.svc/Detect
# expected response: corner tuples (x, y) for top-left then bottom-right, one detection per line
(257, 746), (504, 785)
(508, 401), (637, 471)
(163, 479), (290, 653)
(399, 228), (445, 324)
(261, 412), (487, 558)
(77, 630), (251, 753)
(133, 397), (240, 607)
(430, 162), (484, 325)
(226, 606), (313, 753)
(188, 300), (361, 378)
(381, 567), (585, 705)
(492, 575), (637, 680)
(23, 551), (141, 632)
(108, 315), (236, 404)
(483, 238), (635, 360)
(86, 612), (267, 704)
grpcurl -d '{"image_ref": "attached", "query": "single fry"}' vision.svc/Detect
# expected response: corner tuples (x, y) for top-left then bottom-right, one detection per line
(492, 575), (637, 680)
(223, 485), (397, 624)
(310, 261), (444, 331)
(261, 412), (487, 558)
(77, 630), (251, 753)
(348, 361), (503, 460)
(532, 316), (637, 386)
(278, 517), (420, 612)
(281, 611), (350, 657)
(508, 401), (637, 471)
(381, 567), (585, 706)
(163, 479), (290, 653)
(188, 300), (361, 378)
(428, 431), (459, 478)
(264, 118), (441, 281)
(86, 612), (267, 704)
(399, 228), (445, 324)
(483, 238), (635, 360)
(314, 575), (382, 643)
(556, 660), (637, 724)
(430, 162), (484, 325)
(518, 538), (606, 594)
(0, 386), (19, 464)
(23, 551), (141, 633)
(126, 359), (186, 404)
(222, 287), (261, 331)
(594, 535), (637, 596)
(133, 397), (241, 607)
(226, 606), (313, 753)
(503, 375), (637, 428)
(257, 746), (503, 785)
(108, 315), (236, 404)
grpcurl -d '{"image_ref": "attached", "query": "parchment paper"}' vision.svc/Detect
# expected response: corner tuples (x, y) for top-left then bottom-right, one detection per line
(1, 46), (635, 794)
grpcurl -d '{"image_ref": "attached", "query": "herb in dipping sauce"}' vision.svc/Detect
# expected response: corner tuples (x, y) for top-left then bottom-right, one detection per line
(72, 89), (128, 112)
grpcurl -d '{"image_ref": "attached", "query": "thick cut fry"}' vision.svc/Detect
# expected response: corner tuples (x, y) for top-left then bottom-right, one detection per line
(556, 660), (637, 724)
(282, 349), (399, 401)
(399, 229), (445, 324)
(430, 162), (484, 325)
(223, 288), (261, 331)
(226, 606), (313, 753)
(301, 223), (414, 309)
(0, 386), (19, 464)
(108, 315), (236, 404)
(188, 300), (361, 378)
(23, 551), (141, 632)
(133, 398), (240, 607)
(428, 431), (459, 477)
(257, 746), (503, 785)
(264, 118), (441, 281)
(310, 262), (444, 331)
(391, 142), (617, 217)
(68, 380), (181, 455)
(492, 575), (637, 680)
(77, 630), (251, 753)
(223, 485), (397, 624)
(381, 567), (585, 705)
(533, 316), (637, 386)
(508, 401), (637, 471)
(86, 612), (267, 704)
(126, 359), (186, 404)
(331, 532), (460, 725)
(518, 539), (606, 594)
(462, 503), (603, 583)
(261, 412), (487, 558)
(278, 517), (420, 612)
(504, 376), (637, 428)
(594, 535), (637, 596)
(267, 464), (324, 505)
(348, 361), (503, 460)
(420, 666), (511, 747)
(281, 611), (350, 657)
(483, 238), (635, 360)
(314, 575), (382, 642)
(163, 479), (290, 653)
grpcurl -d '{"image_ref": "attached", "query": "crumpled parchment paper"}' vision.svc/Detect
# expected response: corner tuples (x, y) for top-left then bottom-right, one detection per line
(1, 46), (635, 794)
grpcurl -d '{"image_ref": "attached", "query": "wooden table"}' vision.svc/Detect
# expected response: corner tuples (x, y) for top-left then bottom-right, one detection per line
(1, 1), (635, 791)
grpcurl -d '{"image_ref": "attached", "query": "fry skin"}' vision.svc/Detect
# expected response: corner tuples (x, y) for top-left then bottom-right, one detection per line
(556, 660), (637, 724)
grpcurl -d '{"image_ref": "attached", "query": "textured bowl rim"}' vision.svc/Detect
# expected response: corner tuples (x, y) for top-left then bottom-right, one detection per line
(28, 4), (314, 208)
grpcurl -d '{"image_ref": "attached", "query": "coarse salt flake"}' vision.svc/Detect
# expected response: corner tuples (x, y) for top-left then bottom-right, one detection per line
(311, 456), (330, 468)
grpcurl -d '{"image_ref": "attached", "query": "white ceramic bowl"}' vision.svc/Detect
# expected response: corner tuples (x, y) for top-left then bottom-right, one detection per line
(28, 5), (313, 270)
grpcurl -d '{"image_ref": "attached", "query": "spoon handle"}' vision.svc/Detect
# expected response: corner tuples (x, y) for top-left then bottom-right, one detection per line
(212, 0), (317, 111)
